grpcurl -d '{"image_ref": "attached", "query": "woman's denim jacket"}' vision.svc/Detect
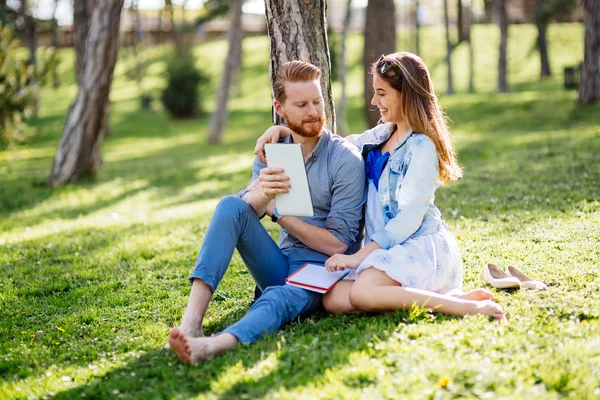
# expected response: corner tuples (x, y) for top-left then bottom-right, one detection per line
(346, 122), (444, 250)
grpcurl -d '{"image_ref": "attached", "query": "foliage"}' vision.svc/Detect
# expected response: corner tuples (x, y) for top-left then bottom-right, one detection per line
(160, 52), (207, 118)
(195, 0), (230, 25)
(0, 25), (36, 149)
(536, 0), (579, 24)
(1, 24), (598, 399)
(0, 25), (60, 149)
(328, 25), (339, 82)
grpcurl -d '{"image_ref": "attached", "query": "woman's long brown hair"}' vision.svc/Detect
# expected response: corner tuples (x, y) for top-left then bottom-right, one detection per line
(373, 52), (463, 185)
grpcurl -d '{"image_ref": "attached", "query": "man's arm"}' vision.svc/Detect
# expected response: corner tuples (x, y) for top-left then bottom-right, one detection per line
(266, 202), (348, 256)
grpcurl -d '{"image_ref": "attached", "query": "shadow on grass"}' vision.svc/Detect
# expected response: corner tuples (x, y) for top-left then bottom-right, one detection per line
(48, 311), (427, 399)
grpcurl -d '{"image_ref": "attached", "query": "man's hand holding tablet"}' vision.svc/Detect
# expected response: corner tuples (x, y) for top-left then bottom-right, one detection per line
(264, 143), (314, 217)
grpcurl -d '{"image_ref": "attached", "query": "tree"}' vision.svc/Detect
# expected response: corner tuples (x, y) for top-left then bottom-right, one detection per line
(363, 0), (396, 128)
(336, 0), (352, 135)
(443, 0), (454, 94)
(495, 0), (509, 93)
(579, 0), (600, 105)
(414, 0), (420, 56)
(466, 0), (475, 93)
(48, 0), (125, 186)
(264, 0), (335, 132)
(457, 0), (466, 44)
(19, 0), (38, 116)
(207, 0), (244, 144)
(535, 0), (552, 77)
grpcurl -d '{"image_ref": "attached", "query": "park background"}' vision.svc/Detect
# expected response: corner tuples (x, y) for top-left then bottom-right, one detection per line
(1, 0), (599, 399)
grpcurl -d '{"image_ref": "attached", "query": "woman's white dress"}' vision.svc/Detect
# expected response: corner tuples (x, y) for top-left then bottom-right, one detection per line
(352, 179), (464, 295)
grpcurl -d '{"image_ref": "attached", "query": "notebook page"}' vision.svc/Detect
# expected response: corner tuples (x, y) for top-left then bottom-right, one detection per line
(288, 264), (348, 288)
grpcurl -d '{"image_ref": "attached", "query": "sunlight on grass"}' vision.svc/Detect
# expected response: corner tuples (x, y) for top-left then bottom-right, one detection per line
(1, 23), (599, 400)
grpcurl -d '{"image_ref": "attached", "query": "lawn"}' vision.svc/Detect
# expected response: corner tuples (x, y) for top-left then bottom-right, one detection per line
(1, 23), (599, 399)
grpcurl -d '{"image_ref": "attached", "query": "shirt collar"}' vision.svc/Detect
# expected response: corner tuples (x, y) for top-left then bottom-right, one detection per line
(284, 128), (329, 162)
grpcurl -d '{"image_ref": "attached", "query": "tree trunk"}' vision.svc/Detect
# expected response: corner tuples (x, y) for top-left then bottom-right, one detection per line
(496, 0), (509, 93)
(466, 0), (474, 93)
(48, 0), (125, 186)
(207, 0), (244, 144)
(73, 0), (94, 82)
(483, 0), (493, 23)
(20, 0), (38, 116)
(51, 0), (60, 87)
(336, 0), (352, 136)
(443, 0), (454, 94)
(414, 0), (420, 56)
(535, 0), (551, 78)
(578, 0), (600, 105)
(457, 0), (466, 44)
(363, 0), (396, 128)
(156, 7), (163, 44)
(264, 0), (336, 132)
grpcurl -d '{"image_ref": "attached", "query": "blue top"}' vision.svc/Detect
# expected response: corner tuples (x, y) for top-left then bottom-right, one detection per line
(238, 129), (366, 256)
(365, 147), (390, 191)
(345, 123), (444, 250)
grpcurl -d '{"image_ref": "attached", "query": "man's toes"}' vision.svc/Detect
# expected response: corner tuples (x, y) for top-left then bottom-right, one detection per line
(168, 329), (192, 364)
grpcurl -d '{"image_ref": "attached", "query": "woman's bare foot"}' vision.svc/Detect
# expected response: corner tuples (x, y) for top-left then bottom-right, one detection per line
(457, 288), (495, 301)
(469, 300), (505, 321)
(169, 328), (192, 363)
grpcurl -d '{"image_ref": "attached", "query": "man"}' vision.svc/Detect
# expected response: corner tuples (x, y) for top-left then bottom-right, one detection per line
(168, 61), (365, 363)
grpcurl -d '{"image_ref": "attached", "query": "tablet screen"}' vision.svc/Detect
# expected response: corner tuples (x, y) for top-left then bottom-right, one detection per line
(264, 143), (314, 217)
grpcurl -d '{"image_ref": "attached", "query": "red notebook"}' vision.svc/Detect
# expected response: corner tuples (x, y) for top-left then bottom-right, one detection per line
(285, 264), (350, 294)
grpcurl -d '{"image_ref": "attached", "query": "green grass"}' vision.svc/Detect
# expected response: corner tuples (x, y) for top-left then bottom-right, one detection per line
(1, 23), (599, 399)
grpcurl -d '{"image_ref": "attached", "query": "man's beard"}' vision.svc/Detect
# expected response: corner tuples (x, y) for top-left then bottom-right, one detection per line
(283, 112), (325, 138)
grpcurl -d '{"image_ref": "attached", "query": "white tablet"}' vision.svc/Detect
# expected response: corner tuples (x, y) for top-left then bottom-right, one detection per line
(264, 143), (314, 217)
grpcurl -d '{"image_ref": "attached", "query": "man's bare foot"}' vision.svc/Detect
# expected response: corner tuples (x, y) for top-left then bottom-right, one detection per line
(164, 326), (204, 350)
(186, 336), (221, 363)
(457, 288), (494, 301)
(169, 328), (192, 363)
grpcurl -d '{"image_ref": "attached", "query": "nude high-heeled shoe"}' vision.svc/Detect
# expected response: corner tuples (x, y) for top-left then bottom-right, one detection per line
(507, 265), (548, 290)
(484, 263), (521, 289)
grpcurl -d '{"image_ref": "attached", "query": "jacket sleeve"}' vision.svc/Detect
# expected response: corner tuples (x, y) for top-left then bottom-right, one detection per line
(371, 138), (440, 249)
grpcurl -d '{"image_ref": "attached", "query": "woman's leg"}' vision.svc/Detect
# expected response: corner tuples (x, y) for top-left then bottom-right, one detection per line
(322, 281), (358, 314)
(350, 268), (504, 320)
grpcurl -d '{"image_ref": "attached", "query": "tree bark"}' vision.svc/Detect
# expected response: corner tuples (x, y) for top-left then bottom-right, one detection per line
(335, 0), (352, 136)
(207, 0), (244, 144)
(457, 0), (466, 44)
(443, 0), (454, 94)
(578, 0), (600, 105)
(495, 0), (509, 93)
(20, 0), (38, 116)
(414, 0), (420, 56)
(264, 0), (335, 132)
(73, 0), (94, 82)
(466, 0), (474, 93)
(535, 0), (551, 78)
(48, 0), (125, 186)
(363, 0), (396, 128)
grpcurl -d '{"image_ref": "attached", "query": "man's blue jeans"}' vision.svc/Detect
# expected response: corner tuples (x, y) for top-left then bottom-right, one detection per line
(189, 196), (328, 344)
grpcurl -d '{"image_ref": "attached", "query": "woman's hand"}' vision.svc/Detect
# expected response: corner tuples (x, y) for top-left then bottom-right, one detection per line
(254, 126), (293, 164)
(325, 253), (364, 272)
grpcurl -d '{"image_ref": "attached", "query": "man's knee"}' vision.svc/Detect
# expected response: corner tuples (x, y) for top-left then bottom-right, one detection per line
(215, 195), (253, 220)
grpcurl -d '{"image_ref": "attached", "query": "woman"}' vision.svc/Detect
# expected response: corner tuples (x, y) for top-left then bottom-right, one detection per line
(256, 52), (504, 320)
